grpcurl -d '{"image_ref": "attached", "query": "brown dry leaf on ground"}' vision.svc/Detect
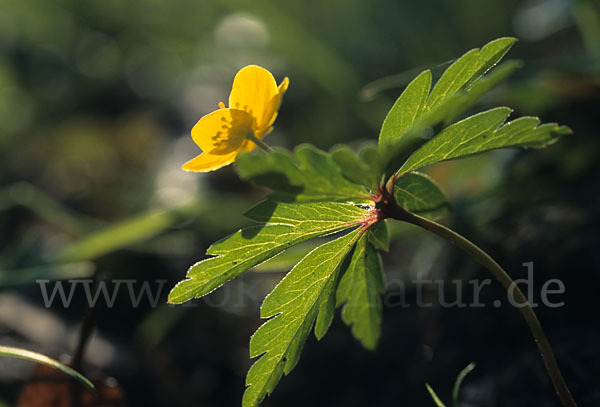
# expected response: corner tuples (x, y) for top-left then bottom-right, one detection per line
(17, 365), (126, 407)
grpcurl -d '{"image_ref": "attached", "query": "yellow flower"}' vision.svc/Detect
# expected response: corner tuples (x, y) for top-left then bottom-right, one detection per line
(182, 65), (289, 172)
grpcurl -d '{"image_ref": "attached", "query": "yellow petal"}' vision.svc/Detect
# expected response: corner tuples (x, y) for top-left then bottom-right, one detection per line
(278, 76), (289, 95)
(191, 108), (252, 155)
(263, 76), (289, 129)
(181, 150), (238, 172)
(229, 65), (280, 131)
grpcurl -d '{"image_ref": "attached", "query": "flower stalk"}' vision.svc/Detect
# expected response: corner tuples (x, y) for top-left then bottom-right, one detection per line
(245, 132), (272, 152)
(379, 198), (577, 407)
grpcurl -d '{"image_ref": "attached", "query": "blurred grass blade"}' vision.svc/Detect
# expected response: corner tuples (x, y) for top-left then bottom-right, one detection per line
(0, 262), (94, 288)
(452, 362), (476, 407)
(359, 59), (454, 102)
(0, 345), (95, 392)
(56, 201), (203, 262)
(426, 383), (447, 407)
(0, 182), (95, 236)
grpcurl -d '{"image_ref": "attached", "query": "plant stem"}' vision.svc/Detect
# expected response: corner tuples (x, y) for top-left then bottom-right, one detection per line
(387, 206), (577, 407)
(246, 133), (272, 152)
(452, 362), (476, 407)
(71, 273), (99, 406)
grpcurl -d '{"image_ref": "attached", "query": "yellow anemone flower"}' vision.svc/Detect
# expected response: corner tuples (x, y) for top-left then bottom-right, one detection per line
(182, 65), (289, 172)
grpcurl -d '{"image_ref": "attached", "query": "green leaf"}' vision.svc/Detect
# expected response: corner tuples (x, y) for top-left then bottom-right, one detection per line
(0, 345), (95, 392)
(243, 199), (369, 225)
(329, 143), (388, 192)
(367, 220), (390, 251)
(331, 145), (377, 190)
(243, 228), (361, 407)
(379, 70), (432, 149)
(443, 60), (522, 125)
(252, 241), (318, 272)
(313, 250), (349, 340)
(427, 37), (517, 109)
(359, 144), (385, 187)
(378, 38), (518, 173)
(394, 172), (450, 217)
(168, 202), (369, 304)
(235, 145), (371, 203)
(398, 107), (572, 175)
(336, 235), (385, 350)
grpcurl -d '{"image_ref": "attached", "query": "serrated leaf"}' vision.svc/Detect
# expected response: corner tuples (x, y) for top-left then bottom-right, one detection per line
(168, 202), (369, 304)
(244, 228), (361, 407)
(427, 37), (517, 109)
(235, 145), (371, 203)
(313, 251), (349, 340)
(243, 200), (370, 225)
(394, 172), (450, 217)
(252, 241), (318, 272)
(398, 107), (572, 175)
(378, 38), (518, 173)
(443, 60), (522, 125)
(335, 235), (385, 350)
(367, 220), (390, 251)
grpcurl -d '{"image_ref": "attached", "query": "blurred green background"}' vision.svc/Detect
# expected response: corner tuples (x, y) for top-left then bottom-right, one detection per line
(0, 0), (599, 406)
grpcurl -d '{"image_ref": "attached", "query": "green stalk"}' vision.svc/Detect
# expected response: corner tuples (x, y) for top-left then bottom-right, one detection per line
(452, 362), (476, 407)
(386, 206), (577, 407)
(246, 133), (272, 152)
